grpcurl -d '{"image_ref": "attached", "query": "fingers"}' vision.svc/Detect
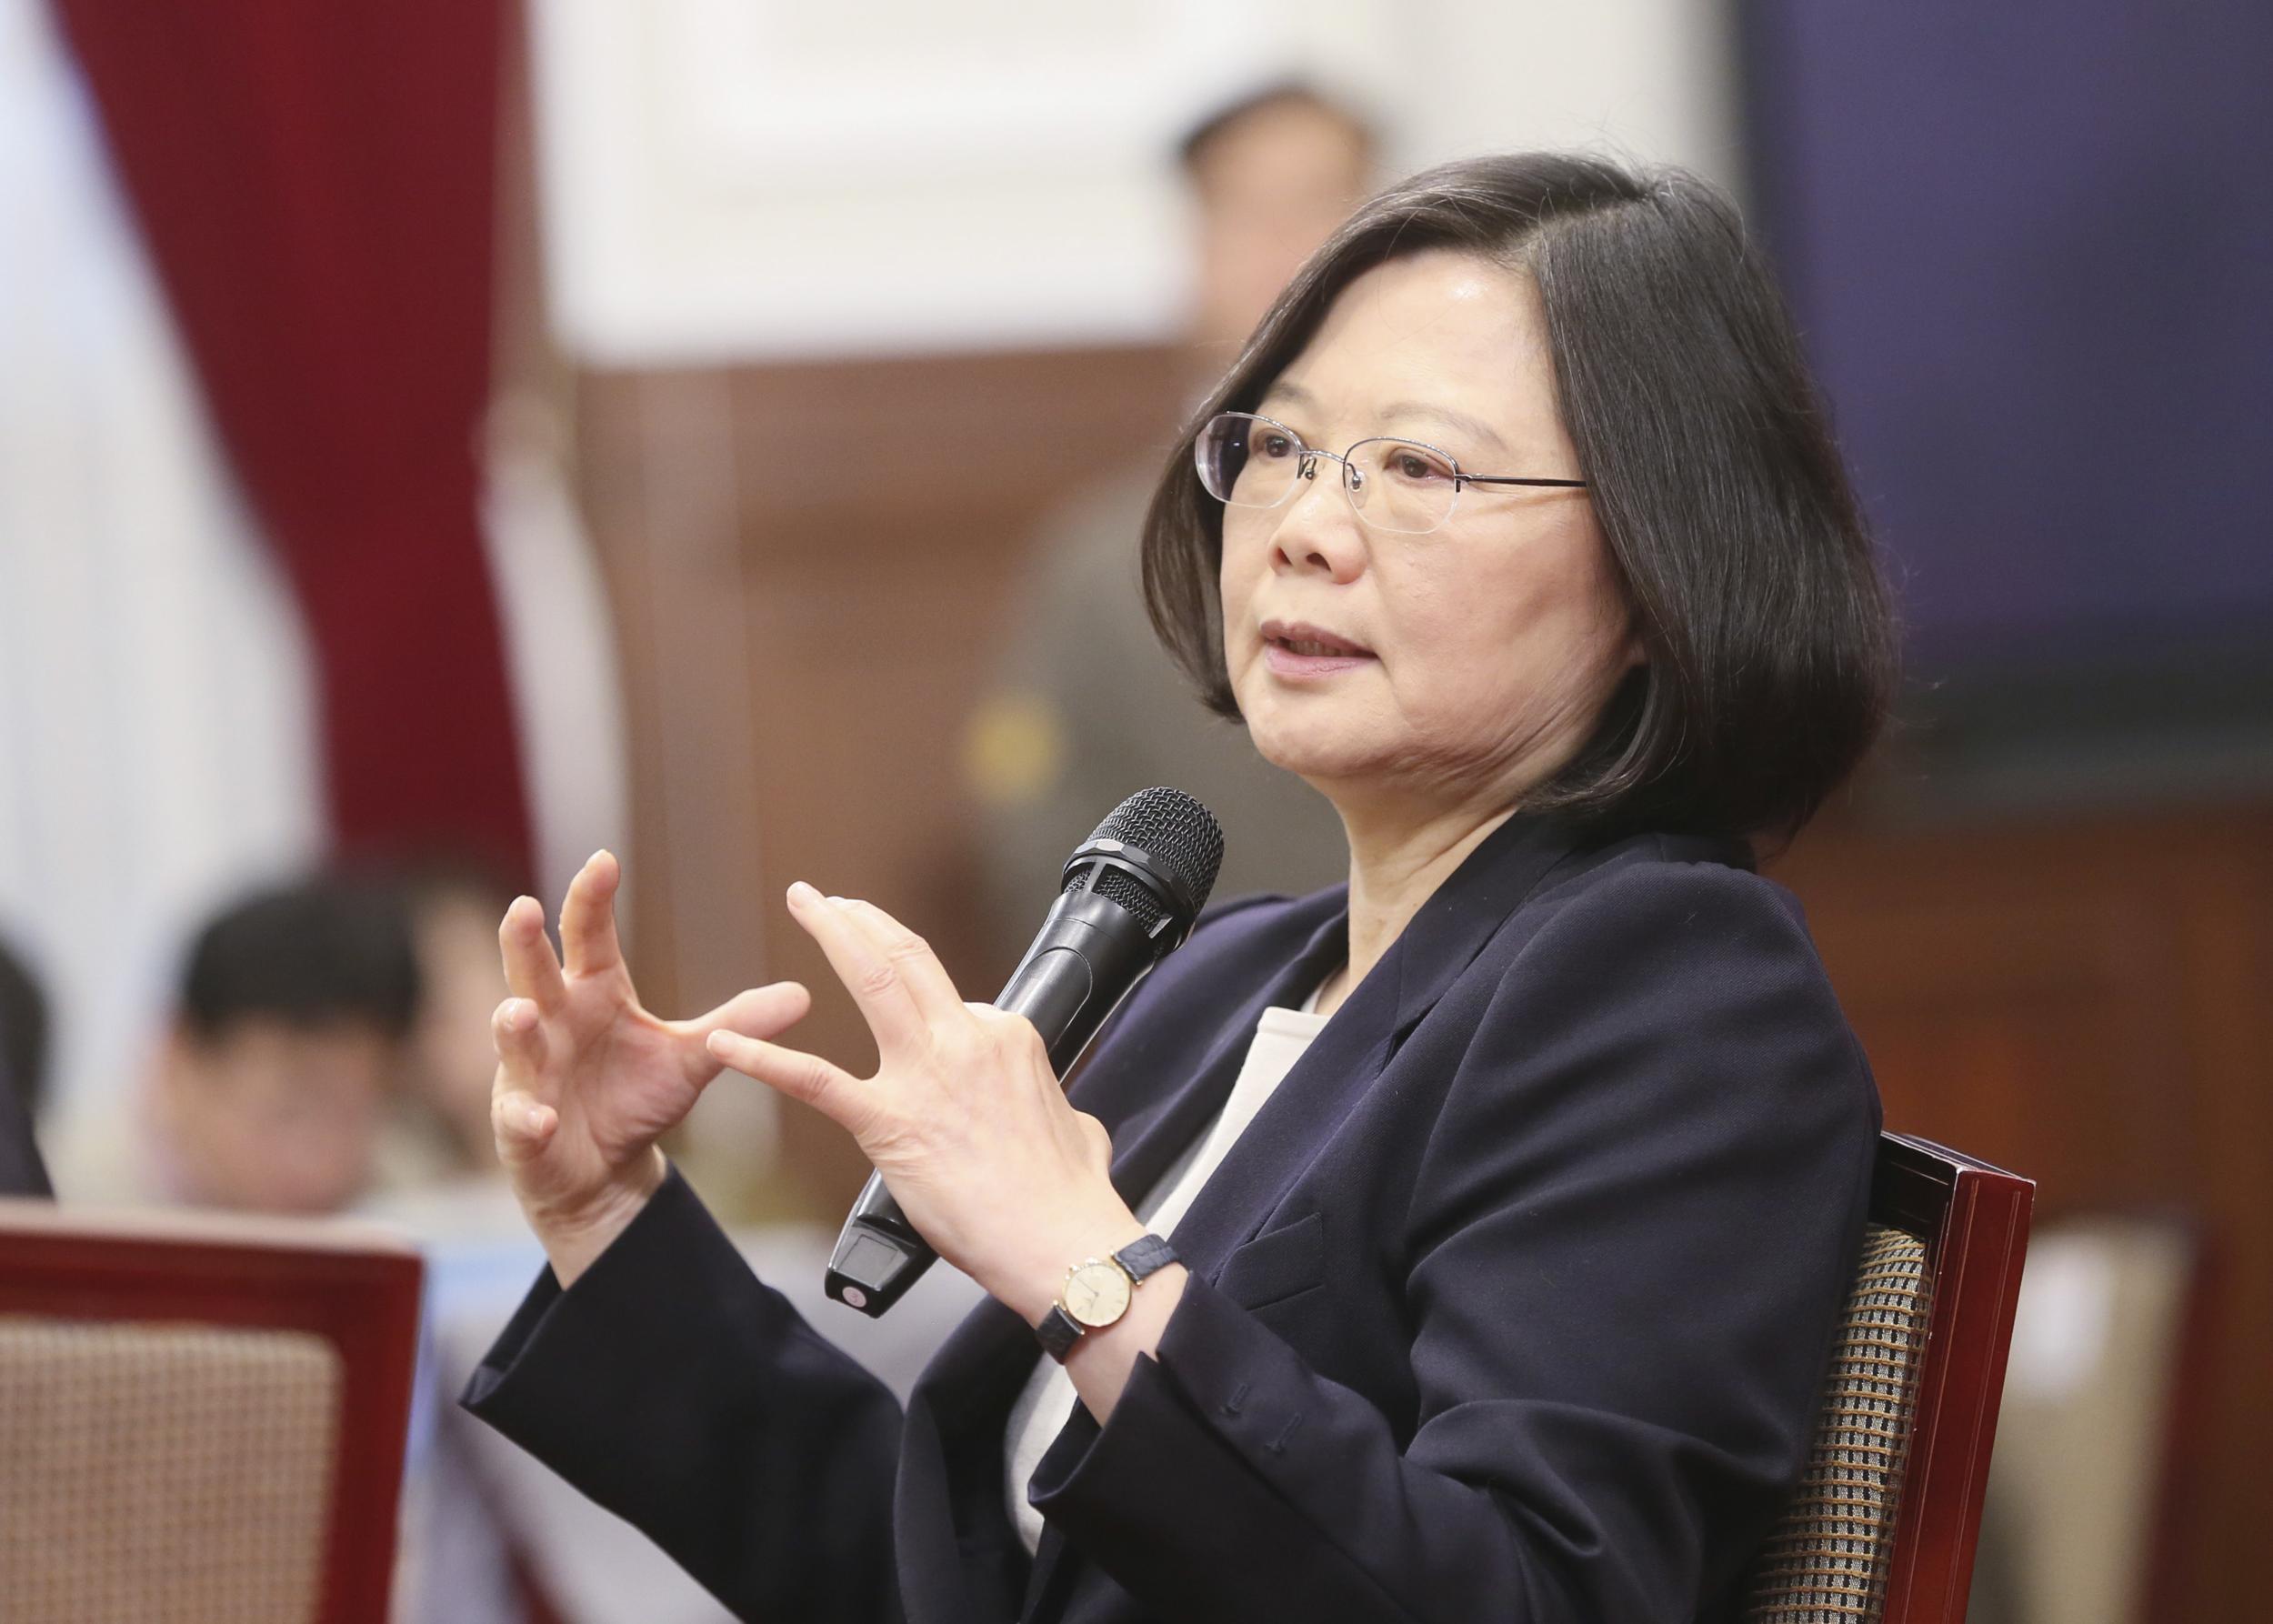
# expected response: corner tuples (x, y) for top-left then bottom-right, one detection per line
(499, 852), (626, 1009)
(786, 882), (927, 1058)
(690, 981), (812, 1042)
(489, 1088), (557, 1167)
(491, 997), (547, 1093)
(559, 849), (626, 978)
(486, 986), (557, 1170)
(967, 1005), (1063, 1100)
(833, 898), (963, 1021)
(499, 896), (567, 1008)
(676, 981), (812, 1087)
(706, 1028), (879, 1139)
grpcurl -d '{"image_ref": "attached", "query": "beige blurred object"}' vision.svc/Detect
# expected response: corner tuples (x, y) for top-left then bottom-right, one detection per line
(0, 1318), (339, 1624)
(1975, 1217), (2198, 1624)
(0, 1198), (423, 1624)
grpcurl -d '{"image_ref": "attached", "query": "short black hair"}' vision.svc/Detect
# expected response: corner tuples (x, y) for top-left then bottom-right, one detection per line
(1142, 151), (1898, 846)
(0, 932), (48, 1117)
(1175, 79), (1378, 175)
(178, 876), (422, 1043)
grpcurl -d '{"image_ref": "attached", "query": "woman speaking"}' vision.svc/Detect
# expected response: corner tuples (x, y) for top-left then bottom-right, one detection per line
(466, 152), (1896, 1624)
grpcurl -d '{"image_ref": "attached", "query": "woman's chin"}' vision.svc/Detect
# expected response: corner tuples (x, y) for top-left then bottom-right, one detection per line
(1235, 678), (1390, 785)
(1247, 724), (1376, 788)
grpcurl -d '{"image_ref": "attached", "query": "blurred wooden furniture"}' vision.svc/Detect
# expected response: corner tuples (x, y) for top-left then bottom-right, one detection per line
(1747, 1132), (2035, 1624)
(1774, 805), (2273, 1621)
(0, 1200), (422, 1624)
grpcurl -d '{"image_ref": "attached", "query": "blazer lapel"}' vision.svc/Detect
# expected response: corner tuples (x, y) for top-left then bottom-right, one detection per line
(1384, 812), (1591, 1040)
(1096, 902), (1352, 1211)
(1167, 813), (1589, 1279)
(1160, 959), (1394, 1284)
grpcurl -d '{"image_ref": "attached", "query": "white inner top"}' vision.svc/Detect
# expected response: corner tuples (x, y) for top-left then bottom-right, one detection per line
(1002, 981), (1331, 1557)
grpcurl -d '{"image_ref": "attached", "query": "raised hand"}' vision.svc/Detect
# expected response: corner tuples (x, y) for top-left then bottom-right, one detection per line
(703, 882), (1147, 1328)
(489, 850), (811, 1283)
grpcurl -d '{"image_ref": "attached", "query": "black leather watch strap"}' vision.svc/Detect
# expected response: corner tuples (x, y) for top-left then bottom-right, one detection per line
(1114, 1234), (1178, 1282)
(1035, 1304), (1084, 1362)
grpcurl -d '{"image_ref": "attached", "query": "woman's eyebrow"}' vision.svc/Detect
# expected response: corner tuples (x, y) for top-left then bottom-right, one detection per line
(1256, 379), (1318, 416)
(1377, 401), (1509, 455)
(1257, 381), (1511, 456)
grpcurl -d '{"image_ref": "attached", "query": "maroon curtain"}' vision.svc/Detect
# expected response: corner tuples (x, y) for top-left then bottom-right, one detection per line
(55, 0), (532, 881)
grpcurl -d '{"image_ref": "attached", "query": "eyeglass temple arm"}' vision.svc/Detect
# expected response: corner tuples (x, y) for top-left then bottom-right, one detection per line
(1457, 475), (1588, 489)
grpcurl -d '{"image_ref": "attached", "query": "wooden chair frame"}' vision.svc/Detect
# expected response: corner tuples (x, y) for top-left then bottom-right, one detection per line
(1871, 1132), (2036, 1624)
(0, 1200), (423, 1624)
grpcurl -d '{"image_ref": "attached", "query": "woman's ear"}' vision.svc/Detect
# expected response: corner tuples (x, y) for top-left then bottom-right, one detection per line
(1617, 603), (1647, 672)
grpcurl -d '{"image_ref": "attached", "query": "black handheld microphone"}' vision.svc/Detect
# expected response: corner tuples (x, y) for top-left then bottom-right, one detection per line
(823, 787), (1225, 1317)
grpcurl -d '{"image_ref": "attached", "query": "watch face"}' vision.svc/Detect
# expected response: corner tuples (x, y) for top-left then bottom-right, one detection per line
(1061, 1259), (1133, 1328)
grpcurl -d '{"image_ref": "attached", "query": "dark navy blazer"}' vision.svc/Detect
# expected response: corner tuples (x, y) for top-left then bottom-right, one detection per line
(464, 814), (1880, 1623)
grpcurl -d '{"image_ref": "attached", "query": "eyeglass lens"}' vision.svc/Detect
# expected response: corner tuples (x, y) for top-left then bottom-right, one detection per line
(1196, 414), (1462, 536)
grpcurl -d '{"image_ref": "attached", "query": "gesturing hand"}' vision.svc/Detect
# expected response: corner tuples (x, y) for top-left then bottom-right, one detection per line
(489, 851), (812, 1284)
(705, 882), (1146, 1325)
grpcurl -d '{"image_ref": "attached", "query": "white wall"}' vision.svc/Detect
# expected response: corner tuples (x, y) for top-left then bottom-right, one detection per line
(531, 0), (1739, 365)
(1389, 0), (1739, 185)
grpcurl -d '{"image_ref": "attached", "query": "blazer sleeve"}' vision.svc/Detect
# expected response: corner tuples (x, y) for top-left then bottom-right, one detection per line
(460, 1165), (906, 1624)
(1026, 861), (1879, 1624)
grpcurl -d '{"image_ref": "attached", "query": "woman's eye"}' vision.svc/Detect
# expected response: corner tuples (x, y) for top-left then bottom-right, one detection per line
(1391, 450), (1452, 482)
(1258, 435), (1296, 460)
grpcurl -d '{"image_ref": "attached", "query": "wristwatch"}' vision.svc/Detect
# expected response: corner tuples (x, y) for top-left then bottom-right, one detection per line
(1033, 1234), (1179, 1362)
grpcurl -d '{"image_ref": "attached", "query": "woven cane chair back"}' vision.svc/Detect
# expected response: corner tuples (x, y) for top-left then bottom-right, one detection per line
(0, 1318), (344, 1623)
(1746, 1225), (1936, 1621)
(0, 1199), (421, 1624)
(1745, 1134), (2033, 1624)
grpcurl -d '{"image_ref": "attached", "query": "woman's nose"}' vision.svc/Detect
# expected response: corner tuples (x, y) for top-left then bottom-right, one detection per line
(1268, 465), (1367, 582)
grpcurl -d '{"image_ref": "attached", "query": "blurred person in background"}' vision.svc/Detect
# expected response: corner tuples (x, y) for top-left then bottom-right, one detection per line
(373, 857), (527, 1212)
(160, 876), (420, 1215)
(61, 874), (419, 1213)
(0, 930), (53, 1195)
(966, 81), (1377, 957)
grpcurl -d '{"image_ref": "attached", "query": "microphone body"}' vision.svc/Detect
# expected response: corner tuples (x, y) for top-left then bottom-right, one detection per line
(825, 791), (1223, 1317)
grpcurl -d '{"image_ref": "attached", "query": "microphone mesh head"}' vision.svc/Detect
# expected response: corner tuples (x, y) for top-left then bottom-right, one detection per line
(1083, 867), (1170, 932)
(1087, 787), (1225, 917)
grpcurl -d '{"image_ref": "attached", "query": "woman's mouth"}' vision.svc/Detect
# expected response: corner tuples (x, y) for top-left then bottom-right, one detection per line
(1260, 620), (1376, 677)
